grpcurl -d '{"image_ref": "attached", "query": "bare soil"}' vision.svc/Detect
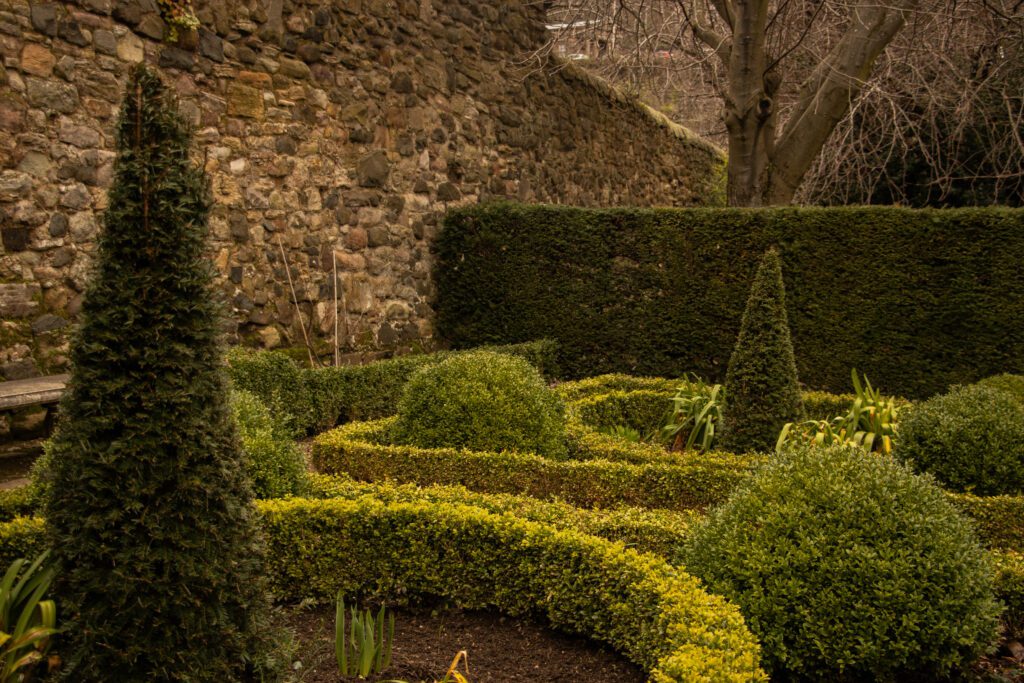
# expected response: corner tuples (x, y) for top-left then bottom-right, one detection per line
(285, 602), (646, 683)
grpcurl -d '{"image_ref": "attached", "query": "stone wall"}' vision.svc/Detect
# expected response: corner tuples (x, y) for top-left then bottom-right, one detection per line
(0, 0), (724, 379)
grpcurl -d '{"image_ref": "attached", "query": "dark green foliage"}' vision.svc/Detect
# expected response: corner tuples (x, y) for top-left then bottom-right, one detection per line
(435, 203), (1024, 397)
(896, 384), (1024, 495)
(42, 66), (277, 682)
(232, 390), (309, 499)
(390, 351), (568, 459)
(719, 249), (803, 453)
(682, 443), (1001, 681)
(226, 339), (558, 435)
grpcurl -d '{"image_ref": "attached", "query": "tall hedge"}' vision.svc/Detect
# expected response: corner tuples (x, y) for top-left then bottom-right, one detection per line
(43, 66), (277, 681)
(435, 203), (1024, 397)
(720, 249), (803, 452)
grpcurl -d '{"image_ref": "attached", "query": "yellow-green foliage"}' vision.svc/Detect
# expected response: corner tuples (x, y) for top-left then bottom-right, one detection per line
(258, 497), (766, 682)
(948, 493), (1024, 551)
(683, 444), (1001, 681)
(0, 486), (41, 524)
(554, 375), (679, 402)
(227, 340), (559, 435)
(305, 473), (699, 559)
(232, 390), (309, 499)
(993, 550), (1024, 638)
(566, 419), (761, 471)
(569, 390), (671, 437)
(313, 419), (749, 511)
(390, 351), (568, 459)
(0, 518), (45, 570)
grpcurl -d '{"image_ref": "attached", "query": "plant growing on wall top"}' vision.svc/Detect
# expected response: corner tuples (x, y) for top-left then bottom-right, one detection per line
(156, 0), (200, 40)
(42, 64), (282, 681)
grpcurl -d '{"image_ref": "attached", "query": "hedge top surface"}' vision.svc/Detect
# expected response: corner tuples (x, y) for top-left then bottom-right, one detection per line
(390, 350), (568, 459)
(258, 496), (767, 682)
(436, 202), (1024, 397)
(896, 383), (1024, 495)
(683, 443), (1001, 681)
(314, 418), (750, 511)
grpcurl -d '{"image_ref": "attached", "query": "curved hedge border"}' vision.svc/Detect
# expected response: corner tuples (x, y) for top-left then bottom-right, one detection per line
(0, 502), (1020, 642)
(227, 339), (558, 434)
(436, 203), (1024, 397)
(313, 419), (750, 511)
(306, 473), (699, 559)
(0, 501), (766, 681)
(260, 498), (766, 681)
(559, 378), (872, 436)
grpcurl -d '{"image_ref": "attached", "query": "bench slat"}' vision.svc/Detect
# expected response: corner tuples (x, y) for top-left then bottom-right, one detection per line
(0, 374), (70, 411)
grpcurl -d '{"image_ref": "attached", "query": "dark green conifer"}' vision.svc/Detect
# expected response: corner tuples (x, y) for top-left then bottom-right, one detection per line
(43, 65), (278, 682)
(720, 248), (804, 453)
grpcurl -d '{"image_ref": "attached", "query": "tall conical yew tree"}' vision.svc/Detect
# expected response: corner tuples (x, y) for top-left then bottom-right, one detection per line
(720, 248), (804, 453)
(43, 65), (278, 682)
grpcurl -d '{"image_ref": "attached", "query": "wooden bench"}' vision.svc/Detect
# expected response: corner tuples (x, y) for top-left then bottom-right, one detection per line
(0, 374), (69, 412)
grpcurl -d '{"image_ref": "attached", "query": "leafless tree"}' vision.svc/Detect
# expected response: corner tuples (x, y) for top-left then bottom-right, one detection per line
(543, 0), (1024, 207)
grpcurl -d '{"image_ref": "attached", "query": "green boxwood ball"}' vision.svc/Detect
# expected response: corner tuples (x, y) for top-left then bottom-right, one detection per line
(390, 350), (568, 459)
(896, 384), (1024, 495)
(682, 443), (1000, 681)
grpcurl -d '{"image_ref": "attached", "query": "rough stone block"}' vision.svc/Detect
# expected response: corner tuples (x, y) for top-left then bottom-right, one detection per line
(357, 150), (389, 188)
(20, 43), (55, 77)
(226, 82), (264, 119)
(116, 32), (145, 63)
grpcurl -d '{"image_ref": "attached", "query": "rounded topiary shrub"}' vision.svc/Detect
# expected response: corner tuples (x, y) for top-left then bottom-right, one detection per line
(975, 373), (1024, 404)
(896, 384), (1024, 495)
(682, 443), (1000, 682)
(390, 351), (568, 459)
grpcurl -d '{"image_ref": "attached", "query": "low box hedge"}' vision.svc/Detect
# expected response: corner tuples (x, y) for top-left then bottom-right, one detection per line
(0, 501), (766, 682)
(436, 203), (1024, 398)
(559, 378), (864, 435)
(1, 499), (1019, 645)
(259, 497), (766, 682)
(948, 494), (1024, 551)
(227, 339), (558, 434)
(306, 473), (699, 560)
(994, 550), (1024, 638)
(312, 419), (750, 511)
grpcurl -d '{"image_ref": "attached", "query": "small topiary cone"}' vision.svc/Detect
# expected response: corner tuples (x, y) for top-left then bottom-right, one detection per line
(720, 248), (804, 453)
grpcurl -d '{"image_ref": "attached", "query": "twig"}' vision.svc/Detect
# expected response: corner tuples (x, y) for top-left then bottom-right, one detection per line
(276, 235), (317, 367)
(333, 249), (339, 367)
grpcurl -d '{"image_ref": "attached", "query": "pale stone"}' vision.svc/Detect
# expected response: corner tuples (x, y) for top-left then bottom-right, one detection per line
(20, 43), (55, 77)
(116, 32), (145, 63)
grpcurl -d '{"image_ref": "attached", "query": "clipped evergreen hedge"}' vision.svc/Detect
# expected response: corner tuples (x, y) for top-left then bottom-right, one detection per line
(227, 339), (558, 434)
(559, 378), (858, 440)
(0, 503), (765, 682)
(260, 498), (766, 682)
(313, 419), (750, 511)
(305, 473), (700, 559)
(1, 501), (1020, 644)
(436, 203), (1024, 397)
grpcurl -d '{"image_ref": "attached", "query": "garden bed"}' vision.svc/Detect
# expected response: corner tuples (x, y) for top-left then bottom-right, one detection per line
(287, 602), (645, 683)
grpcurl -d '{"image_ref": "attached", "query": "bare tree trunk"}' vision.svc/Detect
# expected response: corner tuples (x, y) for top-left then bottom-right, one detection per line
(764, 1), (917, 204)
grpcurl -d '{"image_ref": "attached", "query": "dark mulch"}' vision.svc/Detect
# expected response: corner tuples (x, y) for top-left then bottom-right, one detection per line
(285, 602), (646, 683)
